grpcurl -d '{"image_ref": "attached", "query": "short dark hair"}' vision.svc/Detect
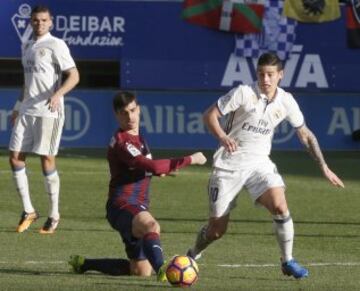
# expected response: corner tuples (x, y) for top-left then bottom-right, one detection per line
(31, 5), (51, 17)
(257, 52), (283, 71)
(113, 91), (137, 112)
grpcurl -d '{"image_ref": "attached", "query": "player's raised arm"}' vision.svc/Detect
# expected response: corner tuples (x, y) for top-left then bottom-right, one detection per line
(129, 151), (207, 176)
(296, 125), (345, 188)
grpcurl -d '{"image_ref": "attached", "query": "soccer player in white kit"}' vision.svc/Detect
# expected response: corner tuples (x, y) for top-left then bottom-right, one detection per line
(187, 52), (344, 279)
(9, 5), (79, 234)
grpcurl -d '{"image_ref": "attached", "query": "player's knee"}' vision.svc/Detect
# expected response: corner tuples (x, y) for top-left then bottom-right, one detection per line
(144, 220), (160, 234)
(272, 202), (288, 215)
(130, 265), (152, 277)
(9, 156), (23, 169)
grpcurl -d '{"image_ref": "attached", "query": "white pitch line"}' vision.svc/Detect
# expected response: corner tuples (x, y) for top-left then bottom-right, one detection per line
(218, 262), (360, 268)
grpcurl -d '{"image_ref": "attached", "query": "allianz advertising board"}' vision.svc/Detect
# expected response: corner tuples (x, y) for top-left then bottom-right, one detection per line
(1, 89), (359, 150)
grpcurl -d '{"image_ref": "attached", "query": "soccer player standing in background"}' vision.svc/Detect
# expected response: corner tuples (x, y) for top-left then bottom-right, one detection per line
(187, 52), (344, 279)
(69, 91), (207, 280)
(9, 5), (79, 234)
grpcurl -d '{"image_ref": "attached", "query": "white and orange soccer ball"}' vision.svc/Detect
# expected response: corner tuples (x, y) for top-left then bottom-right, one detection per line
(165, 255), (199, 288)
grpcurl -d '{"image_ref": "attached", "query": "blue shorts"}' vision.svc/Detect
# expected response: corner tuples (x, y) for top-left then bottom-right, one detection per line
(106, 202), (148, 260)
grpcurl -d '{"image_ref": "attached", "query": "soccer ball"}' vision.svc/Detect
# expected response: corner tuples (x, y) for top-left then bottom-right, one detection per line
(165, 255), (199, 287)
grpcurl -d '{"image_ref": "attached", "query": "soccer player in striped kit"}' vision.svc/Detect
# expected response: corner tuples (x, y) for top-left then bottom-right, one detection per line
(187, 52), (344, 279)
(9, 5), (79, 234)
(69, 91), (207, 280)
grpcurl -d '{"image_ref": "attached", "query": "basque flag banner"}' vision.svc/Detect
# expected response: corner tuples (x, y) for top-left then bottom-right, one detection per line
(182, 0), (265, 34)
(235, 0), (297, 60)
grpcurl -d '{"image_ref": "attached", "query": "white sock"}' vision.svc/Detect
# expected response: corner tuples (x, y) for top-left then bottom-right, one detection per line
(273, 211), (294, 263)
(13, 168), (35, 213)
(44, 170), (60, 220)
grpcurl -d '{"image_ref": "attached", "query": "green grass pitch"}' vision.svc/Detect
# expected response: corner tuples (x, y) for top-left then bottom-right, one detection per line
(0, 149), (359, 290)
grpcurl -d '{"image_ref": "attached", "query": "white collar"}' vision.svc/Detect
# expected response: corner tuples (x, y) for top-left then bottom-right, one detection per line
(33, 32), (51, 43)
(255, 83), (280, 103)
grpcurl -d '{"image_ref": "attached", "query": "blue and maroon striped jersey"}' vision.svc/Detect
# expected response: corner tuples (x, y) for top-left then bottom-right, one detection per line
(107, 129), (192, 209)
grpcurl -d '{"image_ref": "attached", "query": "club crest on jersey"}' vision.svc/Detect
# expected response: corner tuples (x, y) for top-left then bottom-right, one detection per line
(273, 110), (282, 120)
(11, 3), (33, 44)
(126, 143), (141, 157)
(251, 94), (258, 104)
(352, 0), (360, 24)
(38, 49), (46, 57)
(109, 136), (116, 147)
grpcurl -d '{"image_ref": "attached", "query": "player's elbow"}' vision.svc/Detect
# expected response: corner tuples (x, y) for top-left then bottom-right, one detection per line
(66, 67), (80, 86)
(72, 68), (80, 85)
(202, 108), (212, 127)
(203, 104), (221, 129)
(148, 162), (170, 176)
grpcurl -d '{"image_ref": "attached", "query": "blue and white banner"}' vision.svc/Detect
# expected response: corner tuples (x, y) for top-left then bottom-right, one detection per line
(2, 0), (127, 59)
(0, 89), (359, 150)
(1, 1), (360, 91)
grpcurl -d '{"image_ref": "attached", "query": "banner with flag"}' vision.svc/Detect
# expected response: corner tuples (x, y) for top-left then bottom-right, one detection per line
(182, 0), (265, 33)
(283, 0), (340, 23)
(235, 0), (297, 60)
(346, 0), (360, 48)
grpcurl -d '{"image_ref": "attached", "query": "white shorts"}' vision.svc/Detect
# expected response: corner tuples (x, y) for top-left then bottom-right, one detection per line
(208, 159), (285, 217)
(9, 114), (64, 156)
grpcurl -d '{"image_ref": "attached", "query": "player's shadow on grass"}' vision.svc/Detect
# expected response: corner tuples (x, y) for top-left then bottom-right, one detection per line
(93, 281), (170, 289)
(0, 267), (69, 276)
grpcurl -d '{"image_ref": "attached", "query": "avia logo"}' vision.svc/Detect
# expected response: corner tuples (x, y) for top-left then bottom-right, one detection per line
(222, 45), (328, 89)
(62, 97), (90, 141)
(11, 3), (33, 43)
(273, 120), (296, 144)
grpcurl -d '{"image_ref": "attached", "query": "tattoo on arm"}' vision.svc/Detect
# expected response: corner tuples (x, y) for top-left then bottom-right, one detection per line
(299, 127), (327, 168)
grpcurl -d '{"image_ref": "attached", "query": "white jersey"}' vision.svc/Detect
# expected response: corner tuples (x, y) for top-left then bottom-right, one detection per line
(213, 83), (304, 170)
(20, 32), (76, 118)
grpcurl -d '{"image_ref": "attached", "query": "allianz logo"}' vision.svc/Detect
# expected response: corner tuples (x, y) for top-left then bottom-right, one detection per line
(0, 96), (90, 142)
(62, 97), (90, 141)
(273, 121), (296, 144)
(140, 105), (206, 134)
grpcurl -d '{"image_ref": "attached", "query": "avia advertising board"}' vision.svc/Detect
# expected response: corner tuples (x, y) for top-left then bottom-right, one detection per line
(0, 1), (360, 92)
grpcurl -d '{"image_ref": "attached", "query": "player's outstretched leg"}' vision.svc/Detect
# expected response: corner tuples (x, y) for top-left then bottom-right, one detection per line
(69, 255), (131, 276)
(141, 232), (167, 281)
(281, 259), (309, 279)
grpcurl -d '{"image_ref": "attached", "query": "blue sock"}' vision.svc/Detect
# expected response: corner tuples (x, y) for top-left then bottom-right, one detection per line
(142, 232), (164, 273)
